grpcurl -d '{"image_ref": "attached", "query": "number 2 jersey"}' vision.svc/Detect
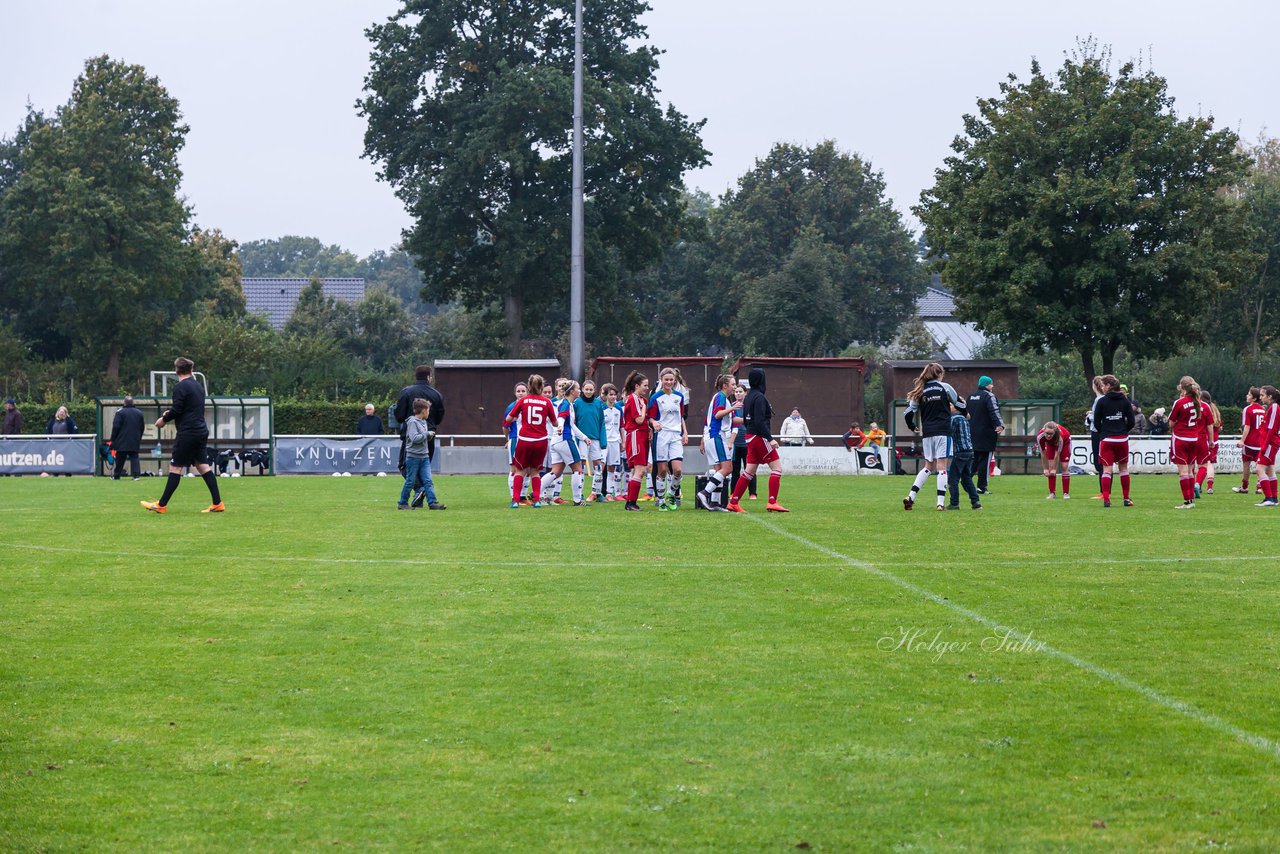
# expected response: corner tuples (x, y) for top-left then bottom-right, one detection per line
(1169, 396), (1212, 441)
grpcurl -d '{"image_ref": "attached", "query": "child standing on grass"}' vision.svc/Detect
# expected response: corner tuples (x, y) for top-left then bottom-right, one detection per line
(946, 403), (982, 510)
(398, 398), (443, 510)
(1036, 421), (1072, 500)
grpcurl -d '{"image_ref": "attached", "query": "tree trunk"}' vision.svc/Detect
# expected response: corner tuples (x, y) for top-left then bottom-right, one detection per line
(1101, 340), (1118, 377)
(504, 288), (523, 358)
(106, 347), (120, 387)
(1079, 348), (1097, 394)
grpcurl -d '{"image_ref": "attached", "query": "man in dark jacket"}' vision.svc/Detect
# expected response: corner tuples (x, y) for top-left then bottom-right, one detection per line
(109, 396), (146, 480)
(2, 399), (22, 434)
(726, 366), (788, 513)
(356, 404), (384, 435)
(966, 375), (1004, 494)
(394, 364), (446, 481)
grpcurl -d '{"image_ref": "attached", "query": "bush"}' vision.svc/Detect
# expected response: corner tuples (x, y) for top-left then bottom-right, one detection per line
(272, 400), (395, 435)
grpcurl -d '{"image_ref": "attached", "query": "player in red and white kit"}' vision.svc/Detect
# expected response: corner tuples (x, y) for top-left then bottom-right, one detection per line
(620, 370), (651, 511)
(1254, 385), (1280, 507)
(1169, 375), (1212, 509)
(1036, 421), (1072, 500)
(503, 374), (560, 508)
(1234, 387), (1266, 494)
(1195, 390), (1223, 496)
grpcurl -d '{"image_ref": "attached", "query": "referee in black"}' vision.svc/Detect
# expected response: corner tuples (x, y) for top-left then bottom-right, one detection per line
(141, 357), (224, 514)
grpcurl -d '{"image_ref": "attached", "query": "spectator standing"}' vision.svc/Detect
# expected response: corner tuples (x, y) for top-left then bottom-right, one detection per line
(1130, 404), (1147, 436)
(3, 398), (23, 434)
(394, 365), (446, 473)
(45, 405), (78, 435)
(779, 408), (813, 446)
(966, 376), (1004, 494)
(356, 403), (384, 435)
(109, 397), (145, 480)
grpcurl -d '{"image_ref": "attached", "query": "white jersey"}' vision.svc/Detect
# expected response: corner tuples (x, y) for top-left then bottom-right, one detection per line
(649, 389), (686, 434)
(704, 391), (734, 438)
(603, 404), (622, 444)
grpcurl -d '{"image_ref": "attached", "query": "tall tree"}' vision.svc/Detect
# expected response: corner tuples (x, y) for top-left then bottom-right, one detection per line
(713, 141), (926, 352)
(1213, 135), (1280, 359)
(360, 0), (708, 356)
(0, 56), (196, 385)
(917, 43), (1252, 387)
(350, 286), (417, 371)
(237, 235), (361, 279)
(189, 227), (246, 318)
(283, 279), (358, 349)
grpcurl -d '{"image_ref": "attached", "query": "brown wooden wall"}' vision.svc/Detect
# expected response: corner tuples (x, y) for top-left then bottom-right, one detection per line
(729, 357), (866, 442)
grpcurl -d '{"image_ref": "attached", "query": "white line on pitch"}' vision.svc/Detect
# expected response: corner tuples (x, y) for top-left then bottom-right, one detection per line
(748, 515), (1280, 762)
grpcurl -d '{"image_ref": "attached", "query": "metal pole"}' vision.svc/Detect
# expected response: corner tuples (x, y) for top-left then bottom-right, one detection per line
(569, 0), (585, 381)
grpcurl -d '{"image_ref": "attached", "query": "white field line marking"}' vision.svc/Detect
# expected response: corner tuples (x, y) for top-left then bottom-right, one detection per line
(0, 541), (829, 570)
(748, 515), (1280, 762)
(874, 553), (1280, 570)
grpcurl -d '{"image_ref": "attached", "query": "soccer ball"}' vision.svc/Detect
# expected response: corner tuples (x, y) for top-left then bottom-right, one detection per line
(376, 472), (387, 477)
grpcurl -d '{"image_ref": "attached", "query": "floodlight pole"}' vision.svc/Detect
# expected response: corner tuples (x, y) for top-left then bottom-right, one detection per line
(569, 0), (586, 381)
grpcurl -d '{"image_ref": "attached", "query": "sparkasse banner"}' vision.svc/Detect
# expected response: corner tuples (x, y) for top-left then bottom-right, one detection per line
(0, 438), (96, 475)
(1068, 435), (1243, 474)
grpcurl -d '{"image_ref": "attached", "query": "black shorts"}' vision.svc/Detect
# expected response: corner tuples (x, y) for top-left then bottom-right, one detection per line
(172, 433), (208, 467)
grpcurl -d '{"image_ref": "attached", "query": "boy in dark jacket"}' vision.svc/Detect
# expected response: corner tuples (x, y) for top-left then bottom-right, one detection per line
(947, 403), (982, 510)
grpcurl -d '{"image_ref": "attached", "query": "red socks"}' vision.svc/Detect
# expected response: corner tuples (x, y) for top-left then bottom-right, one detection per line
(1062, 475), (1070, 494)
(1047, 474), (1056, 495)
(626, 477), (641, 502)
(768, 471), (781, 503)
(512, 475), (524, 503)
(1101, 473), (1112, 502)
(1121, 474), (1131, 500)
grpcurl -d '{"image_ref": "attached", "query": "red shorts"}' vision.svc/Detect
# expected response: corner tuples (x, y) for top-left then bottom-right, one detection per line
(1039, 443), (1070, 464)
(512, 437), (548, 470)
(1259, 443), (1279, 467)
(1097, 437), (1129, 468)
(624, 430), (649, 468)
(1243, 445), (1262, 463)
(745, 434), (780, 465)
(1170, 436), (1208, 466)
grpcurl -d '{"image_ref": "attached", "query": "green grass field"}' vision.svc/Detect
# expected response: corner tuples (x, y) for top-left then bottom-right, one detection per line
(3, 472), (1279, 851)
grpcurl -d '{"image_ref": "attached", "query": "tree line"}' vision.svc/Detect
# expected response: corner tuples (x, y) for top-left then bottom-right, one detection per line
(1, 15), (1278, 411)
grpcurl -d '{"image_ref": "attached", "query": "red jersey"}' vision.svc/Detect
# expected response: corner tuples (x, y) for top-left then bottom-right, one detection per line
(1263, 403), (1280, 449)
(1037, 424), (1071, 453)
(1169, 397), (1211, 440)
(622, 392), (649, 436)
(506, 395), (558, 441)
(1243, 403), (1268, 448)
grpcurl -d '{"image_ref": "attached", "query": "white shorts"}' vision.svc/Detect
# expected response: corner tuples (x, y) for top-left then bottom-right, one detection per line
(606, 440), (621, 467)
(704, 431), (732, 466)
(922, 435), (953, 461)
(654, 430), (684, 463)
(578, 438), (604, 463)
(549, 438), (582, 467)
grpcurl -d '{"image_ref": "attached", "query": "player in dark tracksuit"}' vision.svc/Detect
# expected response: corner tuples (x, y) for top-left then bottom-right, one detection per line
(141, 357), (223, 514)
(725, 366), (788, 512)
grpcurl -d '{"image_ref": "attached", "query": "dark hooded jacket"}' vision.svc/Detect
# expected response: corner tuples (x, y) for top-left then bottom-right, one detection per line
(109, 403), (145, 452)
(742, 367), (774, 443)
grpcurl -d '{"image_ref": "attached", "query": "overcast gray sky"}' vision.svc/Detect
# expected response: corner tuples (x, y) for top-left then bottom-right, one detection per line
(3, 0), (1277, 256)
